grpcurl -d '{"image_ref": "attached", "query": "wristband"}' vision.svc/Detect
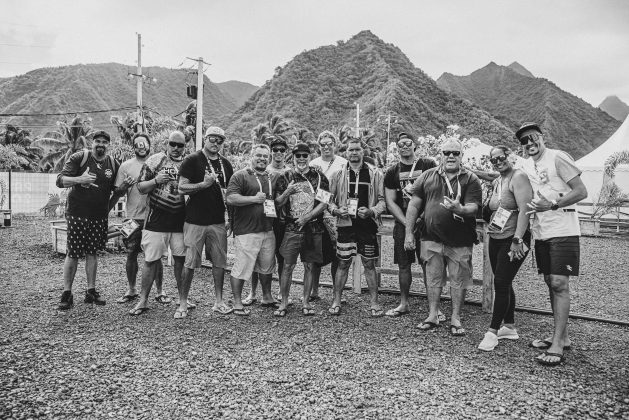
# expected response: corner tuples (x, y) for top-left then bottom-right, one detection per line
(512, 236), (523, 244)
(550, 200), (559, 211)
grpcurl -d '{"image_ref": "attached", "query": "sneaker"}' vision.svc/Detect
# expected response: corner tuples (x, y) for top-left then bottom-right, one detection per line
(478, 331), (499, 351)
(58, 291), (74, 310)
(85, 290), (106, 305)
(497, 326), (519, 340)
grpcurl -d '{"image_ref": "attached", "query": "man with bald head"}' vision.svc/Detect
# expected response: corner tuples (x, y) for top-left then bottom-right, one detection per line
(129, 131), (189, 317)
(404, 139), (482, 335)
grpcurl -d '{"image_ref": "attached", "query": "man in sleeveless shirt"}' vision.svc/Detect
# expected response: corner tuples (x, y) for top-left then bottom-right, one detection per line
(517, 122), (587, 366)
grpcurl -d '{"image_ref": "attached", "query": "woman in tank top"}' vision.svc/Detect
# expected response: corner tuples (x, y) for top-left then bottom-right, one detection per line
(478, 145), (534, 352)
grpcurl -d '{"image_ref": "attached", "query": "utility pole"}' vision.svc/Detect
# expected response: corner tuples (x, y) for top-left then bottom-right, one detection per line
(136, 33), (144, 132)
(355, 102), (360, 137)
(378, 112), (398, 163)
(186, 57), (211, 151)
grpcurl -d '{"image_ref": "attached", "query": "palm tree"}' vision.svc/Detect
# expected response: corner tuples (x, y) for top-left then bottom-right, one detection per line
(32, 117), (93, 171)
(0, 124), (43, 170)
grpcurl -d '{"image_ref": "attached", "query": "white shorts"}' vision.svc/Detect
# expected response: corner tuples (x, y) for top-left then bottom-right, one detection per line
(231, 231), (276, 280)
(141, 230), (185, 262)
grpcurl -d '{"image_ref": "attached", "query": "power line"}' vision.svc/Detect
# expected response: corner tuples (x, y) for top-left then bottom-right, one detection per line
(0, 43), (51, 48)
(0, 106), (136, 117)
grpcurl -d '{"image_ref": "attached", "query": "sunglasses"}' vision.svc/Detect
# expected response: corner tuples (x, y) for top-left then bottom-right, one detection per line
(489, 155), (508, 165)
(205, 136), (224, 145)
(169, 142), (186, 148)
(319, 141), (334, 148)
(272, 148), (286, 153)
(294, 153), (309, 158)
(397, 140), (414, 148)
(442, 150), (461, 157)
(518, 133), (541, 146)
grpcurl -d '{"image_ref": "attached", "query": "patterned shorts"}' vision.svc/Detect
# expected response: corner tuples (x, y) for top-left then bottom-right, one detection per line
(66, 215), (108, 258)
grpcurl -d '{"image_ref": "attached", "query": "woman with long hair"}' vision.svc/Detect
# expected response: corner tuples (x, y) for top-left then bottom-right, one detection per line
(478, 146), (534, 351)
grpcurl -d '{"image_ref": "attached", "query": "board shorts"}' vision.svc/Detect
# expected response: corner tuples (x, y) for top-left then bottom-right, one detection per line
(66, 215), (107, 258)
(534, 236), (580, 276)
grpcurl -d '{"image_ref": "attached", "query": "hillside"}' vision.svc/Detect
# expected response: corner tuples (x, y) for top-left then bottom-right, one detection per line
(507, 62), (534, 78)
(220, 31), (513, 145)
(437, 62), (621, 158)
(599, 95), (629, 121)
(217, 80), (258, 107)
(0, 63), (237, 134)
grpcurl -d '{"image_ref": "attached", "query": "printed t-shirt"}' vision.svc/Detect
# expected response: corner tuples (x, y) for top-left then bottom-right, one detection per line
(310, 155), (348, 180)
(139, 152), (185, 233)
(57, 151), (119, 219)
(226, 168), (279, 236)
(179, 150), (233, 226)
(115, 157), (148, 219)
(275, 167), (330, 232)
(412, 167), (482, 247)
(384, 158), (436, 212)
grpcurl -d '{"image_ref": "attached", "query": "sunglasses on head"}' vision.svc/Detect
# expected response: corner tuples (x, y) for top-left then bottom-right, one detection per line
(271, 147), (286, 153)
(169, 141), (186, 148)
(489, 155), (508, 165)
(442, 150), (461, 157)
(518, 133), (541, 146)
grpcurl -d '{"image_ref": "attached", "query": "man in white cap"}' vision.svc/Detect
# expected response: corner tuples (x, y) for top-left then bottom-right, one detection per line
(178, 126), (234, 316)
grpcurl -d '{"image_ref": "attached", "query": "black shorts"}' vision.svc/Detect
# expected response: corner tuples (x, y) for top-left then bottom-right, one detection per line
(66, 215), (108, 258)
(122, 219), (144, 254)
(534, 236), (580, 276)
(336, 226), (379, 260)
(393, 222), (420, 267)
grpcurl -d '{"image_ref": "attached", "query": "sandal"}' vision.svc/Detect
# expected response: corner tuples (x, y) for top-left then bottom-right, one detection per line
(173, 308), (188, 319)
(450, 325), (466, 336)
(233, 308), (251, 316)
(212, 303), (234, 315)
(117, 294), (139, 304)
(302, 307), (316, 316)
(242, 297), (257, 306)
(328, 305), (341, 316)
(370, 308), (384, 318)
(417, 321), (439, 331)
(535, 351), (565, 366)
(154, 294), (172, 304)
(129, 307), (149, 316)
(273, 308), (287, 317)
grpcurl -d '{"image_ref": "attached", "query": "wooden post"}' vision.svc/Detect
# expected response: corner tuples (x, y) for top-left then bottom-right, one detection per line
(480, 223), (494, 313)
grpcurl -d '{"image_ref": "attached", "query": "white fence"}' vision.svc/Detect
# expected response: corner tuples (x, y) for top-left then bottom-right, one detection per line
(0, 171), (66, 214)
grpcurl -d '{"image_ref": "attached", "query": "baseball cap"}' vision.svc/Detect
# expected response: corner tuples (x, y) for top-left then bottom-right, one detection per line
(397, 132), (414, 141)
(292, 142), (310, 155)
(92, 130), (111, 142)
(269, 136), (288, 148)
(204, 126), (225, 139)
(515, 122), (542, 139)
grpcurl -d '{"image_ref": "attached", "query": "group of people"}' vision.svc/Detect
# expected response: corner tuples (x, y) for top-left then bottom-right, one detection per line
(56, 121), (586, 367)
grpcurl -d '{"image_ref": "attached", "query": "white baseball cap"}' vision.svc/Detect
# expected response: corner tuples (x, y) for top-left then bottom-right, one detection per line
(204, 126), (225, 139)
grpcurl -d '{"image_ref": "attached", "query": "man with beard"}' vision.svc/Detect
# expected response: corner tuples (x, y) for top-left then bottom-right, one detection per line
(243, 136), (289, 307)
(308, 130), (347, 301)
(129, 131), (188, 318)
(226, 144), (280, 316)
(178, 126), (234, 315)
(327, 138), (386, 316)
(404, 139), (482, 336)
(274, 143), (330, 316)
(383, 132), (436, 317)
(57, 130), (123, 310)
(516, 122), (587, 366)
(114, 133), (169, 304)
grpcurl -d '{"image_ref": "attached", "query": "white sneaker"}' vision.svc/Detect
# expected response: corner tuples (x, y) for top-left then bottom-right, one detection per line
(478, 331), (499, 351)
(497, 326), (519, 340)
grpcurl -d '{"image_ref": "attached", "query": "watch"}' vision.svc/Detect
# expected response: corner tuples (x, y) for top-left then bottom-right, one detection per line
(512, 236), (523, 244)
(550, 200), (559, 211)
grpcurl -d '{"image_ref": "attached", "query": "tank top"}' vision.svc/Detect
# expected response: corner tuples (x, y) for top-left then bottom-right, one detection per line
(488, 171), (518, 239)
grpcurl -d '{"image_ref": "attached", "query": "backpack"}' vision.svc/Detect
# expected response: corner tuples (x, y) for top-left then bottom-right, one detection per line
(78, 150), (116, 175)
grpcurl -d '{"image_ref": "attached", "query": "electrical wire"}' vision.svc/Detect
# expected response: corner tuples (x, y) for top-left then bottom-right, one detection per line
(0, 106), (136, 117)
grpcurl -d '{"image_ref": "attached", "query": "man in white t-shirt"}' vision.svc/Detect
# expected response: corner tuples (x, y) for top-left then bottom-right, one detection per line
(516, 122), (587, 367)
(308, 131), (347, 301)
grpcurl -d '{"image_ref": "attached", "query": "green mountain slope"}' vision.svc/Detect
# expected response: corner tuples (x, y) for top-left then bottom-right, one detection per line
(599, 95), (629, 121)
(217, 80), (259, 108)
(220, 31), (513, 145)
(0, 63), (237, 134)
(437, 62), (621, 158)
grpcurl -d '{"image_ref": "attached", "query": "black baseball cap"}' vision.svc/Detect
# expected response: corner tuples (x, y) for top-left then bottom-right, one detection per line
(269, 136), (288, 149)
(398, 132), (413, 141)
(515, 122), (543, 140)
(92, 130), (111, 142)
(292, 142), (310, 155)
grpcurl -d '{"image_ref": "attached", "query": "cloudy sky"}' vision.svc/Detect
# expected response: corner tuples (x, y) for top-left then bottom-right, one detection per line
(2, 0), (628, 107)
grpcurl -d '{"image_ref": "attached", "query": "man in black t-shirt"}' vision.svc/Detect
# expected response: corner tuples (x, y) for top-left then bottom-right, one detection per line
(383, 132), (436, 317)
(129, 131), (188, 317)
(178, 126), (234, 316)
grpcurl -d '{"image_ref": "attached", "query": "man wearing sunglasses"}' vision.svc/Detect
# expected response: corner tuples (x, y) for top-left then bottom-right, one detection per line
(516, 122), (587, 366)
(274, 143), (331, 316)
(129, 131), (188, 317)
(177, 126), (234, 316)
(114, 133), (168, 305)
(383, 132), (436, 317)
(405, 139), (482, 336)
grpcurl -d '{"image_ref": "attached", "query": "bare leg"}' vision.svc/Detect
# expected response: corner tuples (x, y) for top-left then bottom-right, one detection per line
(125, 249), (140, 295)
(393, 265), (412, 312)
(304, 263), (317, 306)
(258, 273), (274, 303)
(278, 263), (296, 311)
(362, 258), (380, 310)
(424, 287), (442, 324)
(246, 272), (259, 302)
(172, 256), (187, 311)
(231, 276), (245, 309)
(155, 261), (164, 295)
(449, 287), (467, 328)
(545, 275), (571, 358)
(131, 259), (160, 312)
(212, 267), (226, 306)
(63, 256), (79, 292)
(85, 254), (97, 289)
(331, 259), (352, 308)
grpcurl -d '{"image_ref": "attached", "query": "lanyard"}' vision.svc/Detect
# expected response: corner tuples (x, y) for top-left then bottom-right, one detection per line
(253, 171), (272, 198)
(443, 171), (461, 198)
(295, 169), (320, 194)
(204, 153), (226, 188)
(347, 165), (361, 198)
(324, 157), (336, 176)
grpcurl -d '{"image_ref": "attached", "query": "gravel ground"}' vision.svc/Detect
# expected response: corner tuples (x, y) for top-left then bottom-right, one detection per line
(1, 217), (628, 419)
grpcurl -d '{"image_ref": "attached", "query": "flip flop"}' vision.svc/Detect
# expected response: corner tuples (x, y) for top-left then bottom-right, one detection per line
(233, 308), (251, 317)
(302, 307), (316, 316)
(242, 297), (257, 306)
(437, 312), (447, 322)
(128, 307), (148, 316)
(385, 308), (410, 317)
(450, 325), (466, 336)
(154, 295), (172, 304)
(308, 296), (321, 302)
(328, 305), (341, 316)
(529, 339), (572, 351)
(173, 309), (188, 319)
(370, 308), (384, 318)
(213, 304), (234, 315)
(117, 294), (139, 304)
(273, 308), (287, 317)
(260, 301), (280, 308)
(186, 300), (197, 309)
(417, 321), (439, 331)
(535, 351), (565, 366)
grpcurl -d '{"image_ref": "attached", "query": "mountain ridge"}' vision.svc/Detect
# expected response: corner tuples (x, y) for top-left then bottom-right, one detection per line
(599, 95), (629, 121)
